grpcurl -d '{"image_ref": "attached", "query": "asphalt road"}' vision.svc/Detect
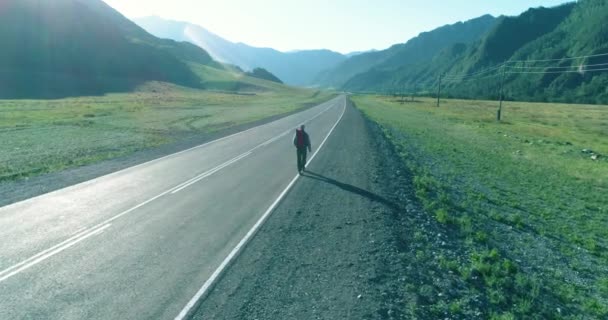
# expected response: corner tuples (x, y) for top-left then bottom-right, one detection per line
(190, 98), (413, 320)
(0, 95), (346, 320)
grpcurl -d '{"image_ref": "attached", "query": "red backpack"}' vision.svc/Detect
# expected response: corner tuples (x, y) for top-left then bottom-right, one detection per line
(296, 129), (305, 148)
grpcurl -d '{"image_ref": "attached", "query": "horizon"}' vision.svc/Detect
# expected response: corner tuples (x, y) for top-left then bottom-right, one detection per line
(103, 0), (571, 54)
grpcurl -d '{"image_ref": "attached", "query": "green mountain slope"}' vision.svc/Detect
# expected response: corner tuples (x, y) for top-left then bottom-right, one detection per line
(246, 68), (283, 84)
(316, 14), (497, 88)
(501, 0), (608, 103)
(343, 4), (575, 91)
(338, 1), (608, 104)
(134, 16), (346, 86)
(437, 1), (608, 104)
(0, 0), (218, 98)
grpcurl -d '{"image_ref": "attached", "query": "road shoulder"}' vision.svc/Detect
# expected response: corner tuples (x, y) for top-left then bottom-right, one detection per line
(190, 99), (433, 319)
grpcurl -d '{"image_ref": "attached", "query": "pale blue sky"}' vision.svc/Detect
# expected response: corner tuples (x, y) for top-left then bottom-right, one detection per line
(104, 0), (573, 54)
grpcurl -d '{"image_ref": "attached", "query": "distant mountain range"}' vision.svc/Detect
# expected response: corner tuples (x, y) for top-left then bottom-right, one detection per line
(4, 0), (606, 103)
(315, 14), (498, 89)
(134, 16), (347, 86)
(317, 0), (608, 104)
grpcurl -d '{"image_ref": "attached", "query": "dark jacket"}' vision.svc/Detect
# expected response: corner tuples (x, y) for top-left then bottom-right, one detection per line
(293, 129), (311, 150)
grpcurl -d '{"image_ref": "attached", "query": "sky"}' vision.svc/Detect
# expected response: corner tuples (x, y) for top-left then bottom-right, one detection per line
(103, 0), (572, 54)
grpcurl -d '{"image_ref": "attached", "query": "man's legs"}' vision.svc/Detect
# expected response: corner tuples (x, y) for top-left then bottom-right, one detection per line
(301, 149), (307, 171)
(296, 148), (308, 172)
(297, 148), (303, 172)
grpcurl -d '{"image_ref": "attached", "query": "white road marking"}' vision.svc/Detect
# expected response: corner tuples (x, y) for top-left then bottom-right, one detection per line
(0, 97), (339, 211)
(169, 99), (341, 194)
(174, 97), (348, 320)
(0, 97), (344, 283)
(170, 152), (252, 194)
(0, 224), (111, 283)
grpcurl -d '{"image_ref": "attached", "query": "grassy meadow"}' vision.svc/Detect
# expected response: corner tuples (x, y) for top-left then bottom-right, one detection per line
(353, 95), (607, 319)
(0, 79), (333, 183)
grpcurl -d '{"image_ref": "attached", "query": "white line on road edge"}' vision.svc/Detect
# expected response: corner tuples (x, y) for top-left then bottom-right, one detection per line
(168, 98), (340, 194)
(0, 98), (344, 283)
(174, 97), (348, 320)
(0, 224), (111, 283)
(0, 97), (340, 211)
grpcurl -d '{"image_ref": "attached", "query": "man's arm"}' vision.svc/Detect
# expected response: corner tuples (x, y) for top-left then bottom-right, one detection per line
(306, 133), (312, 152)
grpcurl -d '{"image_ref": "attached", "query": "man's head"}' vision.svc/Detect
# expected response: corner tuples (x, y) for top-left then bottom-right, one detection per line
(300, 124), (305, 131)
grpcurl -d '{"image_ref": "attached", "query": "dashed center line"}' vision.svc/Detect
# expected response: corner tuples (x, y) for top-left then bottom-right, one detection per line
(0, 224), (111, 283)
(0, 98), (343, 284)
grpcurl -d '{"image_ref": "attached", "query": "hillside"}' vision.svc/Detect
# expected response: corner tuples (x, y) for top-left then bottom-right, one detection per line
(246, 68), (283, 84)
(0, 0), (219, 98)
(500, 0), (608, 103)
(315, 15), (497, 88)
(335, 1), (608, 104)
(342, 4), (573, 92)
(135, 16), (346, 86)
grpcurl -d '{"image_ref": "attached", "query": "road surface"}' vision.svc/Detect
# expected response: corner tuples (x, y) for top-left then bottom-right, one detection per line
(0, 96), (346, 319)
(190, 98), (414, 319)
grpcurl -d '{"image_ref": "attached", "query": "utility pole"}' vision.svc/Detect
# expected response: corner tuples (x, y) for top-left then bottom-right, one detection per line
(410, 84), (415, 102)
(497, 65), (506, 121)
(436, 74), (442, 107)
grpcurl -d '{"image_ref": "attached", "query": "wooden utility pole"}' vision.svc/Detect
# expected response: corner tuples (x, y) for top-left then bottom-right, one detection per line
(497, 65), (506, 121)
(411, 84), (415, 102)
(436, 74), (442, 107)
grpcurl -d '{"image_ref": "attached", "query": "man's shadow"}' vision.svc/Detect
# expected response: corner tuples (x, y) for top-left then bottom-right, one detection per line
(301, 170), (399, 210)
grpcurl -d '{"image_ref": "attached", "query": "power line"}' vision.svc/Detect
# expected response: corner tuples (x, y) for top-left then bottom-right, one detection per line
(508, 52), (608, 63)
(443, 73), (501, 83)
(506, 61), (608, 70)
(443, 63), (507, 80)
(442, 52), (608, 81)
(506, 67), (608, 74)
(443, 61), (608, 82)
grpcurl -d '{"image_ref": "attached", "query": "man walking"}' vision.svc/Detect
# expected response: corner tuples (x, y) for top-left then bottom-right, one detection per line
(293, 124), (312, 174)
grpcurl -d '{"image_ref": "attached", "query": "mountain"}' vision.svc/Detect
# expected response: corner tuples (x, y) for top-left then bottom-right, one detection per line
(246, 68), (283, 84)
(498, 0), (608, 103)
(345, 50), (376, 58)
(0, 0), (220, 99)
(323, 1), (608, 104)
(316, 14), (498, 88)
(134, 16), (347, 86)
(341, 5), (574, 92)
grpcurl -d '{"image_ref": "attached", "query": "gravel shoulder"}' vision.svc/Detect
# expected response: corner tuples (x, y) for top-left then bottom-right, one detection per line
(189, 100), (445, 319)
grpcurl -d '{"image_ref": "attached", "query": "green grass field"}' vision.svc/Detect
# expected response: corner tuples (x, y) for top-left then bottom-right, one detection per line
(0, 77), (333, 182)
(353, 95), (607, 319)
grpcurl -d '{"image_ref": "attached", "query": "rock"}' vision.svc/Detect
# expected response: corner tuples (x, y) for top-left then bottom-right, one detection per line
(591, 154), (600, 160)
(582, 149), (593, 154)
(357, 294), (362, 299)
